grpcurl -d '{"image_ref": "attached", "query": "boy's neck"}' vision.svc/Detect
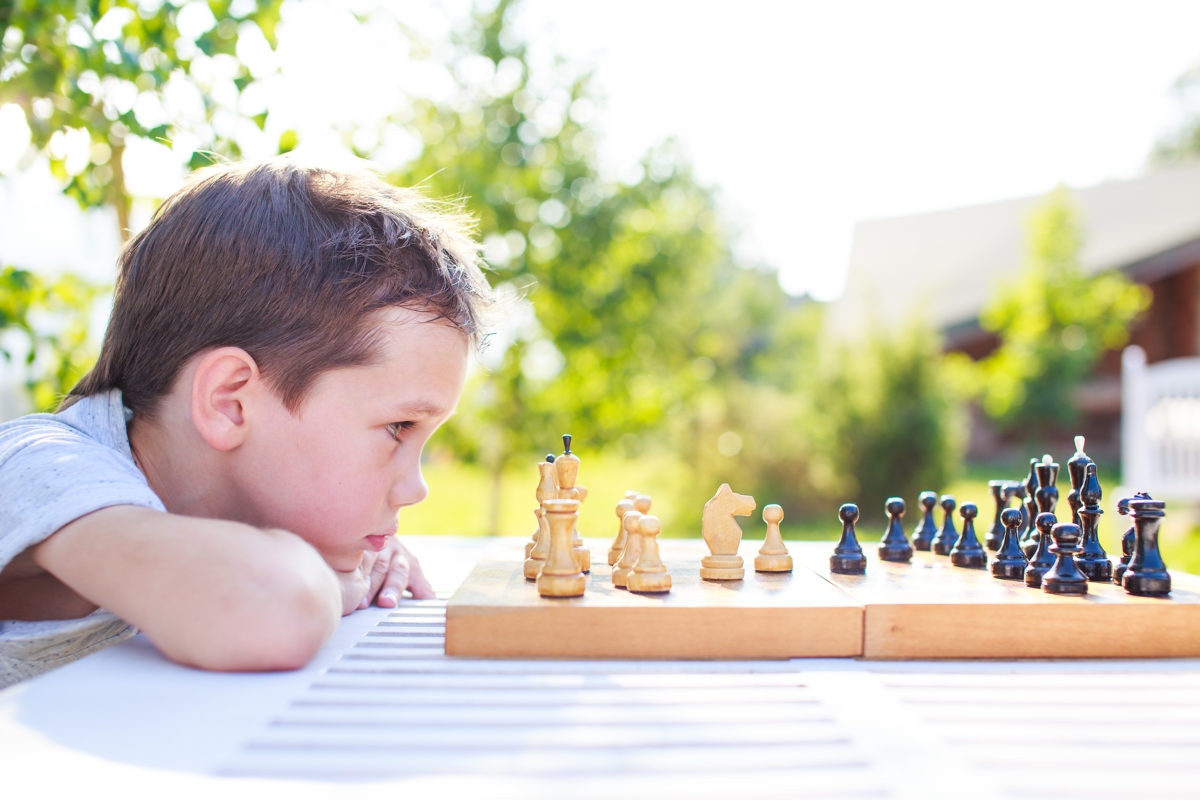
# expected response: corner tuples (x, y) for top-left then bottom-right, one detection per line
(128, 401), (233, 521)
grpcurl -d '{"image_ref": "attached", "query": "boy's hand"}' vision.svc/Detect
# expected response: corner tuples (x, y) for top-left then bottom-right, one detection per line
(337, 537), (434, 615)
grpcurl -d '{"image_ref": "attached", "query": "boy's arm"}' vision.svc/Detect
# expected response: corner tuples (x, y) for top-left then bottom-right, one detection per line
(32, 505), (342, 672)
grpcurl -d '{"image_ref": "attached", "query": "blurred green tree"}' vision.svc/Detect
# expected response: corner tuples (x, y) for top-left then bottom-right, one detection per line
(0, 0), (285, 410)
(0, 265), (103, 411)
(965, 187), (1150, 440)
(809, 320), (964, 518)
(1, 0), (284, 233)
(384, 0), (820, 529)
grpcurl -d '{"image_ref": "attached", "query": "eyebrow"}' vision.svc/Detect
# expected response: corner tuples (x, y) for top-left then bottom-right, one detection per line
(385, 399), (455, 419)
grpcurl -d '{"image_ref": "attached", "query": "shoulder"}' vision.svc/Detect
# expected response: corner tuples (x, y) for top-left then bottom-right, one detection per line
(0, 391), (164, 569)
(1, 390), (130, 456)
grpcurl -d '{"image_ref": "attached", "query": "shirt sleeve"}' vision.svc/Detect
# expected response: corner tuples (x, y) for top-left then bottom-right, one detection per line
(0, 416), (165, 570)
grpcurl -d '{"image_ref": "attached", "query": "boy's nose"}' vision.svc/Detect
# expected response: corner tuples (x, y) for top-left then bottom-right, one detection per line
(388, 466), (428, 510)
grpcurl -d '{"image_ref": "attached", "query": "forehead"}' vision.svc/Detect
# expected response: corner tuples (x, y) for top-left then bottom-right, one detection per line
(305, 308), (469, 408)
(365, 307), (470, 363)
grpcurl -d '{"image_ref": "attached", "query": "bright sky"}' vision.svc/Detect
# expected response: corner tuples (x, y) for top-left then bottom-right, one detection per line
(511, 0), (1200, 300)
(2, 0), (1199, 303)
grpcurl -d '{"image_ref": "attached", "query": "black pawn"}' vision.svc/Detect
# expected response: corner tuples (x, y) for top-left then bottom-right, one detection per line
(1113, 493), (1148, 586)
(1024, 512), (1057, 588)
(986, 480), (1007, 551)
(1075, 463), (1111, 582)
(911, 491), (938, 552)
(878, 497), (913, 563)
(1123, 498), (1172, 597)
(831, 503), (866, 575)
(931, 494), (958, 556)
(1005, 482), (1029, 539)
(992, 507), (1029, 580)
(950, 503), (987, 568)
(1042, 521), (1089, 595)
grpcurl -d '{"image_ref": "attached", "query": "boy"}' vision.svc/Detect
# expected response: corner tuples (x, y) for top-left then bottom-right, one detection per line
(0, 158), (495, 687)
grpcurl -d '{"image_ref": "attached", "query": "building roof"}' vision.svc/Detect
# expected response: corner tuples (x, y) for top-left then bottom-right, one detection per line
(826, 160), (1200, 342)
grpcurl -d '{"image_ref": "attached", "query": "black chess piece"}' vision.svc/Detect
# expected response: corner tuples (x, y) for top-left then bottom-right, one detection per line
(986, 480), (1007, 551)
(1039, 457), (1061, 514)
(1024, 456), (1060, 558)
(1113, 495), (1136, 586)
(1042, 521), (1089, 595)
(1008, 482), (1027, 532)
(1024, 512), (1057, 589)
(878, 497), (913, 563)
(992, 507), (1029, 580)
(831, 502), (867, 574)
(911, 491), (938, 552)
(950, 502), (987, 568)
(931, 495), (958, 556)
(1113, 492), (1150, 586)
(1019, 458), (1039, 551)
(1075, 463), (1112, 582)
(1123, 498), (1172, 597)
(1005, 481), (1028, 540)
(1065, 435), (1092, 528)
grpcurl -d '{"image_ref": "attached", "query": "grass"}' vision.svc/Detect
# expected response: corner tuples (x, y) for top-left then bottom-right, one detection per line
(398, 451), (680, 540)
(400, 454), (1200, 574)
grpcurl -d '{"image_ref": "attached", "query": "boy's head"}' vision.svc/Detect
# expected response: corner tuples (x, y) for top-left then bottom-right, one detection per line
(69, 158), (494, 417)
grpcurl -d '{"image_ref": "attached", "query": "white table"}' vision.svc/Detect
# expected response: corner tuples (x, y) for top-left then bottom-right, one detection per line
(3, 536), (1199, 799)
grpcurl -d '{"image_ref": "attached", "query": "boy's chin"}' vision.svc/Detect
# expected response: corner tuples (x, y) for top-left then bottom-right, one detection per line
(325, 548), (367, 573)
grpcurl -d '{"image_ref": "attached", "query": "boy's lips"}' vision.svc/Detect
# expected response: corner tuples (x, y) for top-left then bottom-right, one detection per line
(365, 534), (391, 551)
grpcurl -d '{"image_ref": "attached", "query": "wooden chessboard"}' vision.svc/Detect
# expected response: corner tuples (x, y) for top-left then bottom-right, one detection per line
(444, 538), (1200, 660)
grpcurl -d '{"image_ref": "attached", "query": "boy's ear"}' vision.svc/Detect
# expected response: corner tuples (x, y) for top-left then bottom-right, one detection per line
(189, 347), (260, 451)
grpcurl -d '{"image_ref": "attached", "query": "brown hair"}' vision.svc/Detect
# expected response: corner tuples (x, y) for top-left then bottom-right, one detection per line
(66, 158), (494, 416)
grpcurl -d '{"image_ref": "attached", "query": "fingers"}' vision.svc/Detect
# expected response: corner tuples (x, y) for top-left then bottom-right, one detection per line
(402, 550), (436, 600)
(376, 540), (435, 605)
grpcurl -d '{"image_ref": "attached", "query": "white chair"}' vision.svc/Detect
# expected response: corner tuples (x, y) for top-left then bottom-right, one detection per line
(1121, 344), (1200, 502)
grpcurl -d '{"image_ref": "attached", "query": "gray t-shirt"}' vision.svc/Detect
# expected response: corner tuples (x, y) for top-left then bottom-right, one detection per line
(0, 389), (166, 688)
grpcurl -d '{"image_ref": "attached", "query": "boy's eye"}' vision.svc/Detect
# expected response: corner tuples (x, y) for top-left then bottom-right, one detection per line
(386, 421), (416, 441)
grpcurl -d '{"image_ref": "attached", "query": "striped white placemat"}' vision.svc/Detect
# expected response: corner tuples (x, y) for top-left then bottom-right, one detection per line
(216, 597), (1200, 799)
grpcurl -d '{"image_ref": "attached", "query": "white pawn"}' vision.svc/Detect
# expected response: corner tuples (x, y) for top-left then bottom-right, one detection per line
(628, 515), (671, 593)
(609, 494), (636, 566)
(612, 510), (643, 589)
(755, 504), (793, 573)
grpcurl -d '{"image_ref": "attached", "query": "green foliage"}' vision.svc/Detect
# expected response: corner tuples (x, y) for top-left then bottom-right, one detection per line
(972, 187), (1150, 438)
(0, 0), (284, 409)
(808, 321), (965, 517)
(0, 265), (104, 411)
(659, 272), (829, 527)
(1, 0), (284, 221)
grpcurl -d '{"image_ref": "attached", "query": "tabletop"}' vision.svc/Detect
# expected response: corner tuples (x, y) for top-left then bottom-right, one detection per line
(3, 535), (1199, 799)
